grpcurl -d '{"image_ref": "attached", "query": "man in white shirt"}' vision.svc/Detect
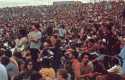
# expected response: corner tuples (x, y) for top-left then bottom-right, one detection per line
(28, 23), (42, 49)
(0, 63), (8, 80)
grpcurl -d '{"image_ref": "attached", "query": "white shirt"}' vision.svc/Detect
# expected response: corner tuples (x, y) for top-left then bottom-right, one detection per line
(0, 64), (8, 80)
(28, 31), (42, 49)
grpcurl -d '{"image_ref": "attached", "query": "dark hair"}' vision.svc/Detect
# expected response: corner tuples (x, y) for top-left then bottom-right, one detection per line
(4, 49), (12, 57)
(72, 52), (79, 59)
(58, 69), (68, 79)
(13, 52), (22, 59)
(51, 35), (61, 47)
(42, 59), (51, 68)
(1, 56), (10, 66)
(31, 23), (40, 31)
(31, 71), (42, 80)
(19, 29), (27, 38)
(81, 53), (90, 60)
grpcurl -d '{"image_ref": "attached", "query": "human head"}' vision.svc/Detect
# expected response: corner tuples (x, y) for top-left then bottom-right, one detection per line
(1, 56), (10, 66)
(81, 53), (90, 64)
(19, 60), (26, 71)
(57, 69), (68, 80)
(43, 40), (51, 49)
(27, 61), (33, 71)
(50, 35), (60, 47)
(13, 52), (22, 59)
(65, 48), (74, 59)
(31, 23), (40, 31)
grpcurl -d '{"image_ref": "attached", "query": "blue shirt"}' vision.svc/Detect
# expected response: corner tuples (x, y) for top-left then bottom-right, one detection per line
(119, 46), (125, 74)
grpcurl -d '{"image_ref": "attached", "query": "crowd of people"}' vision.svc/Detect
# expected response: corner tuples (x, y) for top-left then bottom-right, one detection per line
(0, 0), (125, 80)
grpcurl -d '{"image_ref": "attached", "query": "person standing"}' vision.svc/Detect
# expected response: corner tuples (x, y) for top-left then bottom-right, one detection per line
(50, 35), (63, 70)
(0, 63), (8, 80)
(28, 23), (42, 70)
(0, 57), (8, 80)
(28, 23), (42, 50)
